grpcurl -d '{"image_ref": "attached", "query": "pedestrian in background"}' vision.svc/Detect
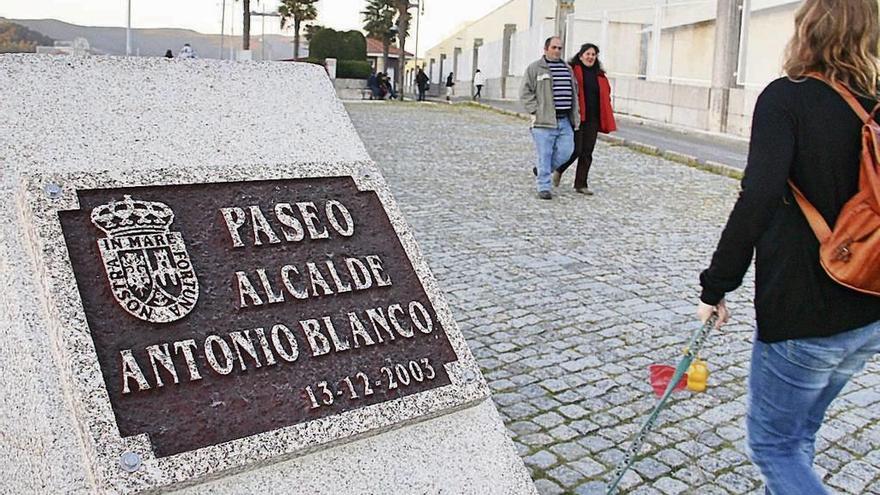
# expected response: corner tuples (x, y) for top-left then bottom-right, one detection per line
(379, 72), (396, 99)
(697, 0), (880, 493)
(556, 43), (616, 195)
(445, 72), (455, 102)
(416, 67), (429, 101)
(473, 69), (486, 100)
(178, 43), (196, 59)
(520, 36), (579, 200)
(367, 71), (382, 100)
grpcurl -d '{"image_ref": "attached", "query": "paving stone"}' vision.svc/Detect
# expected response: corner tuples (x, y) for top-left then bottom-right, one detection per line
(573, 481), (607, 495)
(633, 457), (673, 480)
(559, 404), (590, 419)
(629, 486), (664, 495)
(524, 450), (559, 470)
(549, 424), (581, 442)
(570, 419), (601, 436)
(570, 457), (606, 478)
(547, 465), (586, 486)
(654, 448), (690, 469)
(827, 471), (869, 494)
(493, 392), (527, 407)
(534, 411), (566, 429)
(578, 435), (615, 454)
(714, 472), (756, 494)
(533, 479), (565, 495)
(652, 476), (690, 495)
(540, 378), (571, 393)
(508, 420), (542, 435)
(550, 441), (589, 462)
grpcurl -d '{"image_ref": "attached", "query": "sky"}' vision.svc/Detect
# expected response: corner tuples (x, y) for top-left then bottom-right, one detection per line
(0, 0), (511, 56)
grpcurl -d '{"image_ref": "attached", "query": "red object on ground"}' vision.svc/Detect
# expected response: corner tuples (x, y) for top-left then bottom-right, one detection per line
(648, 364), (688, 397)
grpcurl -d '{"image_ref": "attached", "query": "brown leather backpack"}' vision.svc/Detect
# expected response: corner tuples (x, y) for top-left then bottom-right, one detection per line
(788, 75), (880, 297)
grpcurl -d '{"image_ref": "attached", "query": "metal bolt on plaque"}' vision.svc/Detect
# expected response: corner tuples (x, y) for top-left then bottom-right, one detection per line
(45, 183), (62, 200)
(119, 452), (142, 473)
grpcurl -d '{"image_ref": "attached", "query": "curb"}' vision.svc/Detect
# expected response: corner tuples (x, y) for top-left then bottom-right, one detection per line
(459, 101), (744, 181)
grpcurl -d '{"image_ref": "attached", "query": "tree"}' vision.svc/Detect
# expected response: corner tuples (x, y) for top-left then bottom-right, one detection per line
(361, 0), (395, 74)
(279, 0), (318, 60)
(0, 21), (54, 53)
(391, 0), (415, 100)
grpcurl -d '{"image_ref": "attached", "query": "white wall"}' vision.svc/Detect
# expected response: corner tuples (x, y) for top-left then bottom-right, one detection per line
(477, 39), (505, 79)
(739, 3), (796, 88)
(509, 19), (554, 77)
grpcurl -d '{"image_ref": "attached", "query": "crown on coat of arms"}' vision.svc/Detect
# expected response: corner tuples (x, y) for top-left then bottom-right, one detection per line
(90, 195), (175, 236)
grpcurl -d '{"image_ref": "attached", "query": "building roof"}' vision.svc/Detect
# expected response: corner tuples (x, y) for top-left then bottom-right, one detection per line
(366, 37), (413, 58)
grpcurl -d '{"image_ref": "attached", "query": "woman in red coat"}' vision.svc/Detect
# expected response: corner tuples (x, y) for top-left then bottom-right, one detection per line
(557, 43), (617, 194)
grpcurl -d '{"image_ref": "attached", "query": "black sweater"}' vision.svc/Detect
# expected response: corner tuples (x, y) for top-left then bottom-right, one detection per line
(580, 63), (601, 122)
(700, 77), (880, 343)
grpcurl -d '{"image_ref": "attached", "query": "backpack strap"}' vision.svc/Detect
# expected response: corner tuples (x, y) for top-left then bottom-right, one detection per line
(806, 73), (873, 123)
(788, 180), (832, 243)
(792, 74), (877, 242)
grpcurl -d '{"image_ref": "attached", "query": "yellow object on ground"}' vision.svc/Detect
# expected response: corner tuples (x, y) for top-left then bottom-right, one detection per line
(687, 358), (709, 392)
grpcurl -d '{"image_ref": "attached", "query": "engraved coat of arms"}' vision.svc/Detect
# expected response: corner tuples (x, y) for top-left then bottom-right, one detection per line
(90, 195), (199, 323)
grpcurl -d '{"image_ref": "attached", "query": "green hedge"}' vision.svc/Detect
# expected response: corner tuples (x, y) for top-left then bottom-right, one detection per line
(336, 60), (372, 79)
(295, 58), (371, 79)
(309, 28), (367, 61)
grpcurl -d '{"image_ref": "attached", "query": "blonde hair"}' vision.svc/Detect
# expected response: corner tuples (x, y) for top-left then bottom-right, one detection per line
(783, 0), (880, 97)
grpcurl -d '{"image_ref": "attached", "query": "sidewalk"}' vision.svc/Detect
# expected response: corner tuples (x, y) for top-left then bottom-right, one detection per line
(433, 95), (749, 178)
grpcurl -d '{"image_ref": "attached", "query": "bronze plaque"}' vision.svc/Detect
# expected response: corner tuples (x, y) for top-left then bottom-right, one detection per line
(58, 177), (458, 457)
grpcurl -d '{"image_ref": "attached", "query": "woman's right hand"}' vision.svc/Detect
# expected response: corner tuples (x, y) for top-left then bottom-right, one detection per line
(697, 299), (730, 329)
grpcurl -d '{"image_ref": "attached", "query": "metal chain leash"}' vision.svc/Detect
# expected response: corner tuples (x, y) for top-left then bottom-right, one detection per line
(605, 315), (717, 495)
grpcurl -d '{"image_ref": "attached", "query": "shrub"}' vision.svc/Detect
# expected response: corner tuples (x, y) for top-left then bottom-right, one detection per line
(338, 31), (367, 61)
(336, 60), (372, 79)
(309, 28), (366, 61)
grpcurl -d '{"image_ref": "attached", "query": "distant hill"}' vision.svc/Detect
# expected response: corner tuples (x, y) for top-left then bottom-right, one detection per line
(2, 17), (303, 60)
(0, 20), (55, 53)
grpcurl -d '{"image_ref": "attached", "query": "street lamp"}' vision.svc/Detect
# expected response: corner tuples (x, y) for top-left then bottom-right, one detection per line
(125, 0), (132, 56)
(250, 9), (281, 61)
(220, 0), (226, 59)
(414, 0), (423, 59)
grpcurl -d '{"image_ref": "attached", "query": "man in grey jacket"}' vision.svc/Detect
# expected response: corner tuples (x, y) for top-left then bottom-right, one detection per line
(520, 36), (580, 200)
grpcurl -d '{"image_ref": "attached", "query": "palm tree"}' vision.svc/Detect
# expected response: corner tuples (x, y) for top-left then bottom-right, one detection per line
(362, 0), (395, 74)
(279, 0), (318, 60)
(391, 0), (415, 100)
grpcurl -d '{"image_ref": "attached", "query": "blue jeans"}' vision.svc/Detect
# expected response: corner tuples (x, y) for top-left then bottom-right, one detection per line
(747, 319), (880, 494)
(531, 117), (574, 192)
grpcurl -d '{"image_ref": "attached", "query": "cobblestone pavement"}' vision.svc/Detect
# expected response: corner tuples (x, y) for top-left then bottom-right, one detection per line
(345, 101), (880, 495)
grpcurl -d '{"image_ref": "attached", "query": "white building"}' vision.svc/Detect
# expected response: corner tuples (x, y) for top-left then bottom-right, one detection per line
(35, 37), (96, 56)
(422, 0), (801, 137)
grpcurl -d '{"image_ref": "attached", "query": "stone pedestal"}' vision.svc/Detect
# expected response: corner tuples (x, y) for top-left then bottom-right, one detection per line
(0, 54), (536, 495)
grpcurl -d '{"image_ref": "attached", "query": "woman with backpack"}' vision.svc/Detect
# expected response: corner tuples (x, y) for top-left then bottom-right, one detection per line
(697, 1), (880, 493)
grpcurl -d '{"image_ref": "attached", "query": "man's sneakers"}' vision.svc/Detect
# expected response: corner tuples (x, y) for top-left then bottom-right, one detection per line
(538, 191), (552, 200)
(575, 187), (594, 196)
